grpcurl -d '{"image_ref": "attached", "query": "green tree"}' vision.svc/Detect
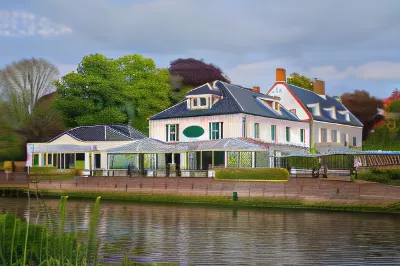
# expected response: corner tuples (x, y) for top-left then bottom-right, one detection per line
(54, 54), (171, 134)
(287, 72), (313, 90)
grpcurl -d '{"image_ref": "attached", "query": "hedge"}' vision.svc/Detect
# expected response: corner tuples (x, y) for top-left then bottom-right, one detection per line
(215, 168), (289, 181)
(30, 167), (75, 176)
(358, 168), (400, 184)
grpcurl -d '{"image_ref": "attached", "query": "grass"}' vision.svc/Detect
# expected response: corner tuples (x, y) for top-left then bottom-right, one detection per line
(0, 161), (3, 171)
(37, 190), (400, 214)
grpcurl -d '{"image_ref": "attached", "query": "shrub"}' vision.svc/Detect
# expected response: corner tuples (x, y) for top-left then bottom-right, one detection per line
(3, 161), (13, 172)
(30, 167), (75, 177)
(389, 100), (400, 113)
(215, 168), (289, 181)
(358, 169), (390, 184)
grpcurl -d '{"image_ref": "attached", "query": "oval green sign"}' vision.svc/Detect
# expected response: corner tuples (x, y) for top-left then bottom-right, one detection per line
(183, 126), (205, 138)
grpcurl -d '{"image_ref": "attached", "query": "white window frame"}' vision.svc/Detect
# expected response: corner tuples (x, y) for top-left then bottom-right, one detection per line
(210, 122), (223, 140)
(166, 124), (178, 142)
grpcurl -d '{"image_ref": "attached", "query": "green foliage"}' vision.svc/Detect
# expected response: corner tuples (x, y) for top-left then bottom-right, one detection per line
(75, 160), (85, 170)
(288, 156), (319, 169)
(357, 168), (400, 184)
(169, 86), (193, 105)
(54, 54), (171, 134)
(363, 119), (400, 151)
(215, 168), (289, 180)
(388, 100), (400, 113)
(29, 167), (76, 180)
(286, 72), (313, 90)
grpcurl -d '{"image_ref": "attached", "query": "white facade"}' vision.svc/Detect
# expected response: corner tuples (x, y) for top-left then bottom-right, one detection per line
(268, 82), (363, 152)
(150, 113), (310, 149)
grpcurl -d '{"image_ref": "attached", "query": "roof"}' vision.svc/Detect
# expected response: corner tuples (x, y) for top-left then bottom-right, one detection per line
(28, 144), (96, 153)
(48, 125), (147, 142)
(151, 81), (300, 121)
(105, 137), (308, 154)
(286, 84), (363, 127)
(186, 83), (222, 96)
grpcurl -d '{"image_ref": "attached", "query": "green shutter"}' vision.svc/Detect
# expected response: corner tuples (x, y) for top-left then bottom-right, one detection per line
(300, 129), (304, 143)
(220, 122), (223, 139)
(209, 123), (211, 140)
(271, 125), (275, 141)
(176, 124), (179, 141)
(286, 127), (290, 142)
(166, 125), (168, 142)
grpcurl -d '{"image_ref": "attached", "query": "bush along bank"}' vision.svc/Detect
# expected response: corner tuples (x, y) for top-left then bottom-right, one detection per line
(38, 190), (400, 214)
(214, 168), (289, 181)
(358, 168), (400, 185)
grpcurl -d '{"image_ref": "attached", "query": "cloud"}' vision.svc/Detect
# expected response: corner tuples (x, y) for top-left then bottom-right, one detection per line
(309, 62), (400, 80)
(31, 0), (400, 60)
(0, 11), (72, 37)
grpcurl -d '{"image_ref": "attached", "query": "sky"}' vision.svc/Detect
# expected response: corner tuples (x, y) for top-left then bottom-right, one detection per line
(1, 0), (399, 97)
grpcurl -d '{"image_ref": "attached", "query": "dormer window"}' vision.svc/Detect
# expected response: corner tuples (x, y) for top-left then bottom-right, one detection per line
(323, 107), (337, 120)
(274, 102), (280, 111)
(257, 97), (281, 113)
(193, 98), (198, 107)
(338, 110), (350, 121)
(307, 103), (321, 116)
(200, 98), (207, 106)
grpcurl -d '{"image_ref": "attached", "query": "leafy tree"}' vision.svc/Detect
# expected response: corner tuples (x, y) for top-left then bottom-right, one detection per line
(390, 88), (400, 100)
(169, 58), (230, 87)
(54, 54), (171, 134)
(341, 90), (383, 140)
(168, 58), (230, 104)
(389, 100), (400, 113)
(287, 72), (313, 90)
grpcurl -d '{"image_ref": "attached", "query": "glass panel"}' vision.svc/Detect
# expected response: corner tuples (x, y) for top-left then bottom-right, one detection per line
(144, 154), (156, 169)
(240, 152), (252, 167)
(300, 129), (304, 143)
(108, 154), (138, 169)
(200, 98), (207, 106)
(254, 123), (259, 138)
(255, 152), (269, 167)
(193, 98), (198, 106)
(227, 152), (239, 167)
(47, 154), (52, 165)
(33, 154), (39, 166)
(353, 137), (357, 146)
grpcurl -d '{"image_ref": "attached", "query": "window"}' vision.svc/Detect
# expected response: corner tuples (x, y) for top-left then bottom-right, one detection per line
(254, 123), (259, 138)
(321, 128), (327, 142)
(209, 122), (223, 140)
(166, 124), (179, 142)
(290, 109), (296, 115)
(331, 130), (338, 142)
(47, 153), (52, 165)
(200, 97), (207, 106)
(300, 129), (305, 143)
(341, 133), (347, 146)
(33, 154), (39, 166)
(274, 102), (279, 111)
(271, 125), (276, 141)
(242, 117), (247, 138)
(286, 127), (291, 142)
(193, 98), (198, 106)
(353, 136), (357, 147)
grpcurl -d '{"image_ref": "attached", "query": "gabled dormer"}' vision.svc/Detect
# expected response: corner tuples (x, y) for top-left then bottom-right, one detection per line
(338, 110), (351, 122)
(307, 103), (321, 116)
(257, 96), (282, 114)
(186, 82), (223, 110)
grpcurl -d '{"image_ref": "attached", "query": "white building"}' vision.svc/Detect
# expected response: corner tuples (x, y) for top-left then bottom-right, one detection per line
(267, 68), (363, 153)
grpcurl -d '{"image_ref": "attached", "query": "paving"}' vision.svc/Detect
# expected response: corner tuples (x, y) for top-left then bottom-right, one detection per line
(1, 172), (399, 204)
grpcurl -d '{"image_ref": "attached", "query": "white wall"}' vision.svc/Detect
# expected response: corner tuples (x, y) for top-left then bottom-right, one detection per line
(313, 121), (363, 148)
(268, 83), (309, 120)
(150, 113), (310, 147)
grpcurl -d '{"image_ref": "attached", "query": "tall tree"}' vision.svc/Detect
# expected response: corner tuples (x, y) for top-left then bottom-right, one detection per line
(287, 72), (313, 90)
(341, 90), (383, 140)
(54, 54), (171, 134)
(0, 58), (59, 124)
(168, 58), (230, 104)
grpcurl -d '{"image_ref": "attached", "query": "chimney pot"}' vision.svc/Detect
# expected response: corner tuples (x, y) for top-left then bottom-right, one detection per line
(252, 86), (261, 93)
(276, 68), (286, 82)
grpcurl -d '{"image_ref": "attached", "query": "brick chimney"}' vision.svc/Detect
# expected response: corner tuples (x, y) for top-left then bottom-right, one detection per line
(312, 79), (325, 95)
(276, 68), (286, 82)
(252, 86), (260, 93)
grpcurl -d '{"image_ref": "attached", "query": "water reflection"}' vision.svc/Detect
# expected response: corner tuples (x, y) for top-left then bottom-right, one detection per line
(0, 197), (399, 265)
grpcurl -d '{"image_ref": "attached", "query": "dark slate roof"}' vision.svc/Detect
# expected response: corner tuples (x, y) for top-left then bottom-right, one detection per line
(286, 84), (363, 127)
(151, 81), (300, 121)
(48, 125), (147, 142)
(186, 83), (222, 96)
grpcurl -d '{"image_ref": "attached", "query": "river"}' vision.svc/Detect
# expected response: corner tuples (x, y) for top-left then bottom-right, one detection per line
(0, 196), (399, 265)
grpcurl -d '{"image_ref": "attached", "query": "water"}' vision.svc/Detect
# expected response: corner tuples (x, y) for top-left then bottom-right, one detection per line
(1, 196), (400, 265)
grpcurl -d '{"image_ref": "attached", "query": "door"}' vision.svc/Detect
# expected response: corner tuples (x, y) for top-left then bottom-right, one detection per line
(94, 154), (101, 169)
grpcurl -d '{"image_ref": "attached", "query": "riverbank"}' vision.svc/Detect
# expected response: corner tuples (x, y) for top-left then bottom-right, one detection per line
(1, 175), (400, 213)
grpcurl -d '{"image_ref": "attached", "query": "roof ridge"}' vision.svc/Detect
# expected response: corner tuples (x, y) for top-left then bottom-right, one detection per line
(218, 81), (244, 111)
